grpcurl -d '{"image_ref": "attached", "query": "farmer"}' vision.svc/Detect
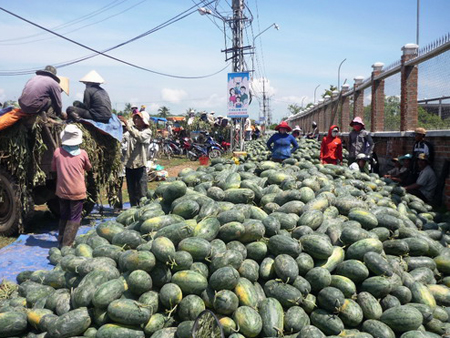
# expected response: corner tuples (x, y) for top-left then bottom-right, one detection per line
(119, 110), (152, 207)
(292, 126), (303, 139)
(349, 153), (371, 173)
(411, 127), (434, 179)
(320, 125), (343, 165)
(244, 117), (252, 141)
(306, 121), (319, 140)
(405, 153), (437, 204)
(51, 124), (92, 248)
(66, 70), (112, 123)
(18, 65), (64, 119)
(348, 116), (374, 164)
(266, 121), (299, 162)
(384, 157), (402, 178)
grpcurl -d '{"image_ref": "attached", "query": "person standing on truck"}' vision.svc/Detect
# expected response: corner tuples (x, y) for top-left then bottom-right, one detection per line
(348, 116), (374, 164)
(119, 111), (152, 207)
(52, 124), (92, 248)
(18, 65), (65, 119)
(66, 70), (112, 123)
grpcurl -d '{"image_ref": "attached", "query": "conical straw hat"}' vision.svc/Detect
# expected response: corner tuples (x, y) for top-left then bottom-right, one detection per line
(79, 70), (105, 84)
(58, 76), (70, 95)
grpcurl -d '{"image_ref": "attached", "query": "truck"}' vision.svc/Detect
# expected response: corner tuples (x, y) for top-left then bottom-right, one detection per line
(0, 109), (122, 236)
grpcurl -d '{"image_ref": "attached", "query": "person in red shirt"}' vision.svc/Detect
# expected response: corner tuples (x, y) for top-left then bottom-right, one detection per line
(320, 125), (343, 165)
(51, 124), (92, 247)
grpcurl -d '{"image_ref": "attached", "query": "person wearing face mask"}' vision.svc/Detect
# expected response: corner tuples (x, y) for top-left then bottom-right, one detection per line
(348, 116), (374, 164)
(320, 125), (343, 165)
(266, 121), (299, 162)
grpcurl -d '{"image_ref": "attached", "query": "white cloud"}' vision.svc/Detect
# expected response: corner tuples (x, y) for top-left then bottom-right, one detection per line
(250, 78), (277, 96)
(161, 88), (188, 104)
(148, 103), (160, 114)
(191, 93), (225, 110)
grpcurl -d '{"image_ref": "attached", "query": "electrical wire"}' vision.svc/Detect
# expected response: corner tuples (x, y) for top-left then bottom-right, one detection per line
(0, 0), (147, 46)
(0, 0), (129, 43)
(0, 1), (231, 79)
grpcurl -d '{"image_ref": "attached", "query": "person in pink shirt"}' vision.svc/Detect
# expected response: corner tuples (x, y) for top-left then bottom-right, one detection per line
(51, 124), (92, 247)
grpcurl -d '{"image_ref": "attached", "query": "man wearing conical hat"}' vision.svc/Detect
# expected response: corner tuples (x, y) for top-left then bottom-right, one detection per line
(66, 70), (112, 123)
(18, 65), (64, 118)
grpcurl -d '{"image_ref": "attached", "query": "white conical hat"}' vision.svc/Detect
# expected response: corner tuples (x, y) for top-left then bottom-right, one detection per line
(79, 70), (105, 84)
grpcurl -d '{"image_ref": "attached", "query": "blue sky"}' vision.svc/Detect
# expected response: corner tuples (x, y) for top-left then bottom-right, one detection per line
(0, 0), (448, 122)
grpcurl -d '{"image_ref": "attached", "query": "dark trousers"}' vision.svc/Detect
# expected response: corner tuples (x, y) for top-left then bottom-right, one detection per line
(67, 101), (109, 123)
(126, 167), (148, 207)
(114, 177), (124, 210)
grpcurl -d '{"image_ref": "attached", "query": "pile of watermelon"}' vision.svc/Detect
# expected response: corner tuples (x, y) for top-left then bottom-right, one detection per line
(2, 138), (450, 338)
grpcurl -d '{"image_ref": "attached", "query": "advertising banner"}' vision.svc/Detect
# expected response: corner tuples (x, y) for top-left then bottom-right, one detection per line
(227, 72), (250, 118)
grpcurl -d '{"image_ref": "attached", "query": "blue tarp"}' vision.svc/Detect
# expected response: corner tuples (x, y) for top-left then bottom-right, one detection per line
(0, 204), (129, 283)
(0, 106), (13, 117)
(150, 117), (167, 122)
(79, 114), (123, 142)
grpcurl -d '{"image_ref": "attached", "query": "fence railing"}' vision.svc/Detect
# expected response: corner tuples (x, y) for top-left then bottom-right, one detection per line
(288, 33), (450, 133)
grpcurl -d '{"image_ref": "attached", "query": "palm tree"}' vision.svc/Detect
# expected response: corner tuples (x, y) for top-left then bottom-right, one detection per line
(186, 108), (195, 115)
(158, 106), (170, 118)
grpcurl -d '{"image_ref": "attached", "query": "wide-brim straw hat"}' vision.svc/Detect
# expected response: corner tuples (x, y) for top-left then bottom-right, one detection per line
(415, 127), (427, 135)
(80, 70), (105, 84)
(58, 76), (70, 95)
(36, 65), (60, 83)
(60, 124), (83, 146)
(134, 111), (150, 126)
(275, 121), (292, 132)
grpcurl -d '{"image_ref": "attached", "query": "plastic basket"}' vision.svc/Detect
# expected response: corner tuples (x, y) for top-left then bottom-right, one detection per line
(199, 156), (209, 166)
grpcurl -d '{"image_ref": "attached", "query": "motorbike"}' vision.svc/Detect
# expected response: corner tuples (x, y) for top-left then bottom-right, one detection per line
(165, 138), (184, 157)
(203, 133), (225, 159)
(180, 137), (200, 161)
(188, 142), (210, 161)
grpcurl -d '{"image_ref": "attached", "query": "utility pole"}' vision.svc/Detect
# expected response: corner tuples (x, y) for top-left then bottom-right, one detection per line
(229, 0), (247, 150)
(262, 78), (267, 132)
(267, 96), (272, 126)
(231, 0), (244, 73)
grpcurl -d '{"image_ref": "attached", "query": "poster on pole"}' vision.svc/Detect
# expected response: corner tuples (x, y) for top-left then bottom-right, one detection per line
(227, 72), (250, 118)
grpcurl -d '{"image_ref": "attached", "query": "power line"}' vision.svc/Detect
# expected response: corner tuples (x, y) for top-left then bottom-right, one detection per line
(0, 0), (128, 43)
(0, 0), (147, 46)
(0, 1), (231, 80)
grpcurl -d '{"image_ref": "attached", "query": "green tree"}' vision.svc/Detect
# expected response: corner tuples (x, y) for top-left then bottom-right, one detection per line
(287, 103), (302, 115)
(384, 95), (401, 131)
(158, 106), (170, 118)
(269, 123), (278, 130)
(418, 106), (450, 130)
(124, 103), (132, 115)
(322, 85), (337, 98)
